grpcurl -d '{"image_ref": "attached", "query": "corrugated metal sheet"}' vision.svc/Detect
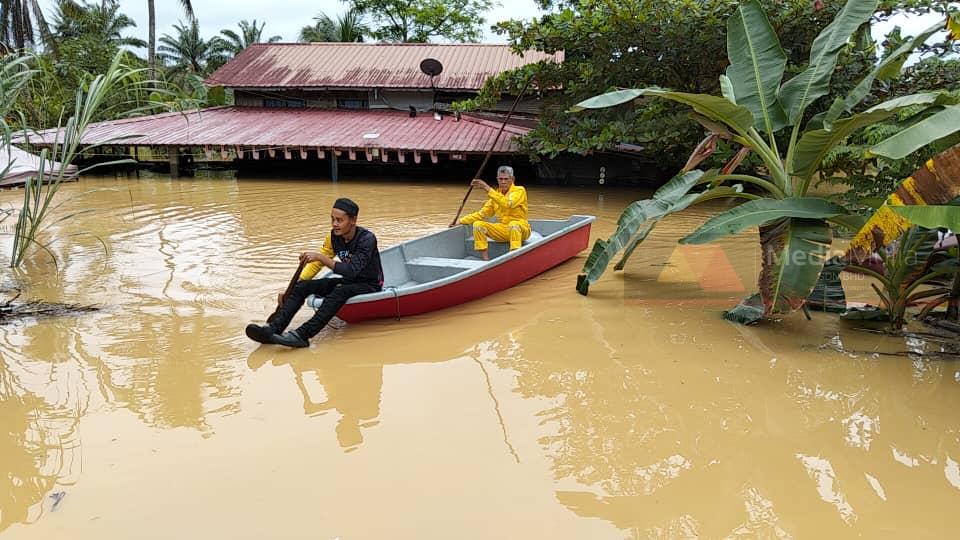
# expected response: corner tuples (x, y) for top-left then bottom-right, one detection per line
(27, 107), (529, 154)
(1, 144), (77, 187)
(205, 43), (563, 90)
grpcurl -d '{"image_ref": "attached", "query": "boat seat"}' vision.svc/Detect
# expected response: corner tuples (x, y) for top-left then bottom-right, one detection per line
(405, 256), (486, 282)
(462, 230), (544, 257)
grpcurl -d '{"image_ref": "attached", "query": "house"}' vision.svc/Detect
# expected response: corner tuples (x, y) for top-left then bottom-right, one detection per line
(27, 43), (563, 180)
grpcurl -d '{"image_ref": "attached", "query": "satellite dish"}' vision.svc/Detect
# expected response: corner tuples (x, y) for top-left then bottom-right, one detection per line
(419, 58), (444, 77)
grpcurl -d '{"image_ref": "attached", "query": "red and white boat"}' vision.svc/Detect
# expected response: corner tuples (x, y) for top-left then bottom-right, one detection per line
(307, 215), (595, 322)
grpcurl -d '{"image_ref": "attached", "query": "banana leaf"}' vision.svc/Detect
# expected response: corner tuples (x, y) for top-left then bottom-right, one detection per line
(576, 170), (709, 295)
(840, 306), (890, 322)
(719, 74), (737, 104)
(846, 144), (960, 263)
(572, 88), (755, 136)
(723, 293), (764, 325)
(679, 197), (846, 245)
(612, 184), (745, 271)
(791, 92), (944, 183)
(725, 0), (787, 135)
(613, 219), (660, 271)
(568, 89), (644, 111)
(868, 105), (960, 160)
(758, 217), (833, 315)
(890, 206), (960, 234)
(830, 20), (945, 124)
(779, 0), (878, 125)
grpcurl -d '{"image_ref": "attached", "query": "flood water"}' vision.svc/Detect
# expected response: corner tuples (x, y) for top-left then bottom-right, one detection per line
(1, 175), (958, 539)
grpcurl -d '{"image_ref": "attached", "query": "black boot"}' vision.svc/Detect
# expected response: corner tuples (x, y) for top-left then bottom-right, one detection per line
(270, 330), (309, 348)
(245, 324), (275, 344)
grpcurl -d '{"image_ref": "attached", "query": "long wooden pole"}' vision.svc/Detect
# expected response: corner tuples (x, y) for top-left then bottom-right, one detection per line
(267, 260), (306, 324)
(449, 77), (533, 227)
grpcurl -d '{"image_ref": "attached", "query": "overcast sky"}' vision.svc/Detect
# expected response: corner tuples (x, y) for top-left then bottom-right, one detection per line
(34, 1), (950, 50)
(35, 0), (544, 43)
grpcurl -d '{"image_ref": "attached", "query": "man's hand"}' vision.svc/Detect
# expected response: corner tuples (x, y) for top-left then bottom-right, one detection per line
(301, 251), (336, 270)
(470, 178), (492, 192)
(300, 251), (324, 264)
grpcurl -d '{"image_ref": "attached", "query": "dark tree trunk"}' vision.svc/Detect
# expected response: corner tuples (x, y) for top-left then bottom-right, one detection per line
(148, 0), (156, 80)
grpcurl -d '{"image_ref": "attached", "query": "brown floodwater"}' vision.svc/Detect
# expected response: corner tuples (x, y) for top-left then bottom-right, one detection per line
(0, 175), (958, 539)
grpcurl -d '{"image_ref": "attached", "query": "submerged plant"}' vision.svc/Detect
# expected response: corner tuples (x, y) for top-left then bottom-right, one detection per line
(573, 0), (960, 324)
(844, 225), (957, 330)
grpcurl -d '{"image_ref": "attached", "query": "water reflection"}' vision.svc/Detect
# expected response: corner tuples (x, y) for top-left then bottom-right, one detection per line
(474, 304), (960, 538)
(1, 177), (959, 538)
(0, 323), (84, 533)
(248, 349), (384, 452)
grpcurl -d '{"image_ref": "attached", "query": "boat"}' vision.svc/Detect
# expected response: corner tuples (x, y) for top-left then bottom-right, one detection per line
(306, 215), (596, 322)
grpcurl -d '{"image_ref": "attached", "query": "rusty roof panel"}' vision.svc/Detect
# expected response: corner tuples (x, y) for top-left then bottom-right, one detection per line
(29, 107), (529, 154)
(205, 43), (563, 90)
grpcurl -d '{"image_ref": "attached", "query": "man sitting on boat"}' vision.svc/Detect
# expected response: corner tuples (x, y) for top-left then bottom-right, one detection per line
(245, 198), (384, 348)
(458, 165), (530, 260)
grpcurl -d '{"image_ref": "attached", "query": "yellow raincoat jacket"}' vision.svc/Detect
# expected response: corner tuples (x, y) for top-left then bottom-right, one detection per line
(299, 234), (335, 280)
(459, 184), (531, 250)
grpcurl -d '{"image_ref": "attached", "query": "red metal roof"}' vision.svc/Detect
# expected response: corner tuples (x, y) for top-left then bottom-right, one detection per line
(205, 43), (563, 90)
(1, 144), (77, 187)
(28, 107), (529, 154)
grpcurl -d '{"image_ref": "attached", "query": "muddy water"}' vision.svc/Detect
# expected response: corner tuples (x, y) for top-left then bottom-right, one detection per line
(0, 176), (958, 539)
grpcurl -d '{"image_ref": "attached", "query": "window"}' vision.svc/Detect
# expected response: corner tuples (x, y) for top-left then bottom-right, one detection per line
(264, 99), (305, 109)
(337, 98), (368, 110)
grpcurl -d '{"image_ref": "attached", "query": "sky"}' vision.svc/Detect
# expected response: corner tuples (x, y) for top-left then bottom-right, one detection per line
(33, 1), (951, 50)
(35, 0), (544, 43)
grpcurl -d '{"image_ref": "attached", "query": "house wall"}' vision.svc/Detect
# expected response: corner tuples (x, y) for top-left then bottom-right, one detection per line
(231, 88), (547, 115)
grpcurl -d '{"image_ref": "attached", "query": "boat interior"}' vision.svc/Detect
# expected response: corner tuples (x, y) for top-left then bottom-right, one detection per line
(306, 216), (593, 307)
(379, 216), (588, 290)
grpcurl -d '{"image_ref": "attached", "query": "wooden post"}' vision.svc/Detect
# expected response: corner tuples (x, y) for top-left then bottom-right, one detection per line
(169, 148), (180, 178)
(331, 151), (339, 182)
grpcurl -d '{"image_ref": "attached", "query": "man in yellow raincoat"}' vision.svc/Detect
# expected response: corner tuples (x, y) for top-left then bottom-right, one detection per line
(458, 166), (530, 260)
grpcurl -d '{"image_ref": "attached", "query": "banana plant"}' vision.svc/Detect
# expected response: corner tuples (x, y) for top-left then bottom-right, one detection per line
(843, 225), (958, 330)
(572, 0), (959, 324)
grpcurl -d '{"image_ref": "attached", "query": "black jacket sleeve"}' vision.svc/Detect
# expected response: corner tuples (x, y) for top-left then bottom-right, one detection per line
(333, 232), (377, 280)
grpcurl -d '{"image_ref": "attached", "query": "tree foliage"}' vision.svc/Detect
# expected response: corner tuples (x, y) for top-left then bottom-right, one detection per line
(217, 19), (282, 57)
(472, 0), (956, 170)
(347, 0), (493, 42)
(299, 7), (368, 42)
(570, 0), (960, 326)
(158, 19), (226, 81)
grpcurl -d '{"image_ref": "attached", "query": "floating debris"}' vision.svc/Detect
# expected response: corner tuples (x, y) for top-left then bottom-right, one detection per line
(49, 491), (66, 511)
(0, 290), (98, 323)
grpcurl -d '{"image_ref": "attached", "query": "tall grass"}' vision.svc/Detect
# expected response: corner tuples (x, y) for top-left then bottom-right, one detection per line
(1, 55), (36, 184)
(6, 52), (174, 268)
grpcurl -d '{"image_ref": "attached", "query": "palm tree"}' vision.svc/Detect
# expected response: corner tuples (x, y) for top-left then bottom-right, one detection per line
(51, 0), (145, 49)
(0, 0), (53, 52)
(148, 0), (194, 81)
(157, 19), (223, 81)
(217, 19), (281, 57)
(299, 8), (366, 43)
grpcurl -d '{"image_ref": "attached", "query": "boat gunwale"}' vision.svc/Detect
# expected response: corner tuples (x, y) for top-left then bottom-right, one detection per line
(308, 215), (595, 307)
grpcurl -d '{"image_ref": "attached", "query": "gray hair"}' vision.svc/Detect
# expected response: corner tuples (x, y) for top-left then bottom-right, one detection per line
(497, 165), (514, 178)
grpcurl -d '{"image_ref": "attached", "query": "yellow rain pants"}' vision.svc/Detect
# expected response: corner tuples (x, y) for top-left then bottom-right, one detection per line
(459, 184), (531, 251)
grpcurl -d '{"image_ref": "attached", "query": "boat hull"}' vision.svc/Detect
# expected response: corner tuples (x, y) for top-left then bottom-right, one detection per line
(336, 218), (593, 323)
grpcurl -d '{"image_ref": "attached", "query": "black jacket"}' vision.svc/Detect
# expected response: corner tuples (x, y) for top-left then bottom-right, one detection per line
(331, 226), (383, 288)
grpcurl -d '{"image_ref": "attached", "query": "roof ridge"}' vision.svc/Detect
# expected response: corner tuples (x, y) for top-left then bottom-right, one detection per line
(247, 42), (515, 47)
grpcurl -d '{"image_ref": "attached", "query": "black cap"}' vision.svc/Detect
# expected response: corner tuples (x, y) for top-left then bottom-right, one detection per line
(333, 197), (359, 217)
